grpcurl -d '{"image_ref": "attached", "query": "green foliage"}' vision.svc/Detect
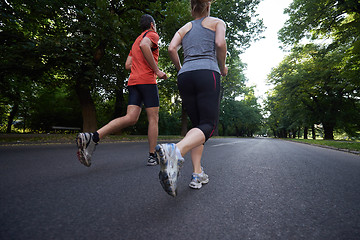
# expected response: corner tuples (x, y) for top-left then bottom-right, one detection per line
(279, 0), (360, 47)
(221, 54), (247, 99)
(0, 105), (10, 132)
(267, 0), (360, 140)
(211, 0), (264, 53)
(266, 43), (360, 139)
(220, 87), (262, 137)
(158, 109), (183, 135)
(159, 0), (192, 43)
(27, 87), (82, 131)
(1, 0), (265, 135)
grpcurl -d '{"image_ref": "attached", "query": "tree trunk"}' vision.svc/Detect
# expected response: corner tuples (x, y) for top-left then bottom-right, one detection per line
(235, 126), (239, 137)
(304, 126), (308, 139)
(75, 81), (97, 132)
(113, 88), (125, 119)
(323, 123), (334, 140)
(297, 128), (301, 138)
(22, 107), (27, 133)
(180, 107), (187, 136)
(221, 123), (226, 136)
(312, 125), (316, 139)
(6, 103), (19, 133)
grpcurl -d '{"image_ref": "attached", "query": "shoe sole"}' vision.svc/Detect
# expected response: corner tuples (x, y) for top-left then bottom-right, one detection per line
(76, 134), (91, 167)
(189, 179), (209, 189)
(147, 162), (158, 166)
(156, 144), (175, 196)
(156, 144), (184, 197)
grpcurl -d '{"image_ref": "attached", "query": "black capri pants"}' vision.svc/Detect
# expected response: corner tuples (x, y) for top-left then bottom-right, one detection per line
(177, 69), (221, 142)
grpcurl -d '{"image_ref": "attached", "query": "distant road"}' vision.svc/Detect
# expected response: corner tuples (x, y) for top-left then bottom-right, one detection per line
(1, 138), (359, 239)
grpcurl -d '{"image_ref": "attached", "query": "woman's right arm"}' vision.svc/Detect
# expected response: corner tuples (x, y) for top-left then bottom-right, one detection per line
(215, 20), (228, 76)
(168, 32), (183, 71)
(168, 22), (192, 72)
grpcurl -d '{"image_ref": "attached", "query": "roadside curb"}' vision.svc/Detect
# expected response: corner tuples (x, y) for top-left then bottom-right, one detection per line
(282, 139), (360, 156)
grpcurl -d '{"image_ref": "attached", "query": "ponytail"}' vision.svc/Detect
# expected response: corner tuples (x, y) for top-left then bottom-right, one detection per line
(191, 0), (213, 16)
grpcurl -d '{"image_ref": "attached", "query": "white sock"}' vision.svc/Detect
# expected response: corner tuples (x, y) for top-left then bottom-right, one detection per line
(175, 146), (183, 159)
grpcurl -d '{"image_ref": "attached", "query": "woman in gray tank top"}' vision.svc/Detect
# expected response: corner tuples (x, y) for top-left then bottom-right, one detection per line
(155, 0), (228, 197)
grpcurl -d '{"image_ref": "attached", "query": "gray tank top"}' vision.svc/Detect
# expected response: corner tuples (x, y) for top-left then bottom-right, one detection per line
(178, 17), (220, 75)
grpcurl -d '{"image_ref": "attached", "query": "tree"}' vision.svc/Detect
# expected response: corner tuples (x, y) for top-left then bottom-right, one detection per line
(158, 0), (265, 135)
(1, 0), (156, 132)
(219, 54), (262, 138)
(1, 0), (265, 134)
(266, 43), (360, 140)
(279, 0), (360, 47)
(266, 0), (360, 140)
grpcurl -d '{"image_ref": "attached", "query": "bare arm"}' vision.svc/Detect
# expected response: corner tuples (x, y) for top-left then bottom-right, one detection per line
(215, 20), (228, 76)
(125, 55), (132, 70)
(168, 32), (183, 71)
(168, 23), (192, 72)
(139, 37), (167, 79)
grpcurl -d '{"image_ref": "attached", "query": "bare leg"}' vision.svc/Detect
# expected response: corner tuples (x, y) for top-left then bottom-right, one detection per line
(176, 127), (205, 158)
(145, 107), (159, 153)
(97, 105), (141, 139)
(190, 144), (204, 174)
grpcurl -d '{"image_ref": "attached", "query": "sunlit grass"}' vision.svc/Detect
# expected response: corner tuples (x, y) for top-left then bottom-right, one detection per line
(289, 139), (360, 152)
(0, 133), (182, 144)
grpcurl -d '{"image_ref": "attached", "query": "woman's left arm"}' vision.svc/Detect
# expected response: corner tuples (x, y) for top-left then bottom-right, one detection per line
(215, 20), (228, 76)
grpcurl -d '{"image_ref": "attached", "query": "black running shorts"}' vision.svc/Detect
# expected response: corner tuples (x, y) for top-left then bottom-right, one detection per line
(127, 84), (159, 108)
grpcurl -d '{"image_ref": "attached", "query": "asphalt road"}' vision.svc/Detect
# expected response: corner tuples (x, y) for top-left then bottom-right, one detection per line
(1, 138), (360, 240)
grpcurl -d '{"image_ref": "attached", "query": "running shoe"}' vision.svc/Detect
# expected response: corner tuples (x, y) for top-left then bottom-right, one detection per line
(76, 132), (97, 167)
(189, 169), (209, 189)
(155, 143), (184, 197)
(147, 153), (159, 166)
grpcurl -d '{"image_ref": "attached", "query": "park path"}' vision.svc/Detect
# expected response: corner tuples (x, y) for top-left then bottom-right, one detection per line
(1, 138), (359, 239)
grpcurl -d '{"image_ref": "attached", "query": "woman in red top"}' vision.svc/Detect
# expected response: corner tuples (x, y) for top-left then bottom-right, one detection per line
(76, 14), (167, 167)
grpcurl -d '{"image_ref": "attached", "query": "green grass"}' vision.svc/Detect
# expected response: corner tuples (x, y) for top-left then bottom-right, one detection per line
(0, 133), (182, 145)
(0, 133), (76, 144)
(288, 139), (360, 152)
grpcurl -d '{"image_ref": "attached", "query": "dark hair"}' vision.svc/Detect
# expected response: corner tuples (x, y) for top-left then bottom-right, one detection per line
(140, 14), (155, 31)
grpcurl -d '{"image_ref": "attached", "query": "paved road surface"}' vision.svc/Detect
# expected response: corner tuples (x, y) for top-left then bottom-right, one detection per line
(1, 138), (360, 239)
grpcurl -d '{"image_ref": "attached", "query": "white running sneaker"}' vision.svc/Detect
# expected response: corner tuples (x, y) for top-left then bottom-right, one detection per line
(189, 169), (209, 189)
(155, 143), (184, 197)
(76, 132), (97, 167)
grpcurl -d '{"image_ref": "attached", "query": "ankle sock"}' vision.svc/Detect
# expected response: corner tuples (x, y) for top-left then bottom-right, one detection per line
(175, 146), (183, 159)
(92, 132), (100, 143)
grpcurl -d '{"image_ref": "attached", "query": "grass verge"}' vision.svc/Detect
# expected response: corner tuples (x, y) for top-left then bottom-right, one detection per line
(286, 139), (360, 153)
(1, 134), (359, 155)
(0, 133), (182, 145)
